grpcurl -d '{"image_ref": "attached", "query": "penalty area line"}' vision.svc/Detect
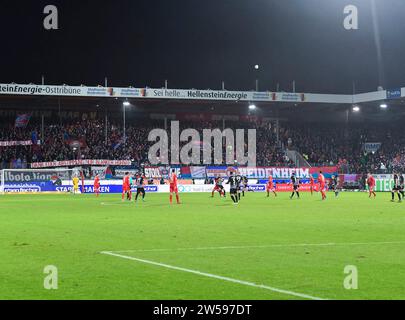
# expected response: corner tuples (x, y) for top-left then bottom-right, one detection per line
(100, 250), (326, 300)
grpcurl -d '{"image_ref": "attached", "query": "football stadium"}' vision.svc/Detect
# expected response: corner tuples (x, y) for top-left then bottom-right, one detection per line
(2, 0), (405, 306)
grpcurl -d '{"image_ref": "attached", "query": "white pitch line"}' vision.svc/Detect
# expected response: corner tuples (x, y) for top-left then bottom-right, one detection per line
(100, 202), (134, 206)
(100, 250), (326, 300)
(110, 241), (405, 253)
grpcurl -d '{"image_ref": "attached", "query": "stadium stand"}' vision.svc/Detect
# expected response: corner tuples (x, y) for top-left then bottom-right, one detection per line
(0, 115), (403, 174)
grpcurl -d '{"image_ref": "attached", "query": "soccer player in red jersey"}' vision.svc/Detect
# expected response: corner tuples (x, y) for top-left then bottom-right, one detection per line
(169, 169), (180, 204)
(309, 175), (315, 195)
(94, 174), (100, 197)
(318, 171), (327, 200)
(367, 173), (376, 198)
(122, 172), (131, 201)
(212, 176), (225, 198)
(266, 176), (277, 197)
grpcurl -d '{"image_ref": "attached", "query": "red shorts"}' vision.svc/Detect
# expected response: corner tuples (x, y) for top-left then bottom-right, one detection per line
(94, 184), (100, 190)
(123, 185), (130, 192)
(369, 186), (374, 192)
(320, 184), (326, 191)
(266, 185), (275, 191)
(213, 185), (223, 191)
(170, 184), (178, 193)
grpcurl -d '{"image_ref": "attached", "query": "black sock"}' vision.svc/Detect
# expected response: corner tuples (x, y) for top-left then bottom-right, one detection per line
(242, 191), (245, 197)
(231, 195), (236, 203)
(291, 192), (295, 198)
(296, 192), (300, 198)
(398, 193), (402, 201)
(392, 192), (395, 200)
(238, 193), (241, 201)
(142, 193), (145, 199)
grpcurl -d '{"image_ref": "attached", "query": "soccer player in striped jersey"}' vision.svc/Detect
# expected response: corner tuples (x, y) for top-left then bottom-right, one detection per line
(330, 175), (340, 197)
(134, 173), (146, 202)
(241, 176), (248, 197)
(289, 172), (300, 199)
(235, 174), (243, 201)
(226, 172), (239, 205)
(391, 173), (402, 202)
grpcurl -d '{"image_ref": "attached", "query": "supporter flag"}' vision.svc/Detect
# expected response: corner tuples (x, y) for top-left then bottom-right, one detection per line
(112, 137), (125, 150)
(15, 114), (31, 128)
(31, 131), (38, 145)
(113, 142), (122, 150)
(105, 167), (113, 179)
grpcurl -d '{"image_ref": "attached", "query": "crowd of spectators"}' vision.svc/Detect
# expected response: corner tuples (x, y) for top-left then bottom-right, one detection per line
(1, 116), (405, 174)
(281, 123), (405, 173)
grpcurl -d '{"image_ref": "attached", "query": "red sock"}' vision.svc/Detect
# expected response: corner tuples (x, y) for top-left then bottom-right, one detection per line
(176, 194), (180, 204)
(170, 195), (173, 204)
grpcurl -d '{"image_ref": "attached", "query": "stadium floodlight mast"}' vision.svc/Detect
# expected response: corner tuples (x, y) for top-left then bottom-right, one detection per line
(254, 65), (260, 91)
(123, 100), (131, 144)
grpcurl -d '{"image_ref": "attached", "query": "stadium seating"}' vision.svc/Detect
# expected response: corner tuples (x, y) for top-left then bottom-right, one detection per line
(0, 117), (402, 173)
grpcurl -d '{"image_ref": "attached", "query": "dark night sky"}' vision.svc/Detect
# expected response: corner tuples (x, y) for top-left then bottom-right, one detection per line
(1, 0), (405, 94)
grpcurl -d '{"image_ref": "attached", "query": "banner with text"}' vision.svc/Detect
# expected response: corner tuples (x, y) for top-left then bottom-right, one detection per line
(31, 159), (132, 169)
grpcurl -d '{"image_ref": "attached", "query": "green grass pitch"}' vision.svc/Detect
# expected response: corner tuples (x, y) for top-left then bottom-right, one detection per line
(1, 191), (405, 300)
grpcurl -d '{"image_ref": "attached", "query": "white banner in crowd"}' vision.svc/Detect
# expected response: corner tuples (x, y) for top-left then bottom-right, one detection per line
(364, 142), (382, 153)
(0, 140), (37, 147)
(90, 167), (108, 179)
(114, 168), (140, 178)
(31, 159), (132, 169)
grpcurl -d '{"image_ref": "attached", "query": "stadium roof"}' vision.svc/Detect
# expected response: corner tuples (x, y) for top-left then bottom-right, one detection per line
(1, 85), (405, 122)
